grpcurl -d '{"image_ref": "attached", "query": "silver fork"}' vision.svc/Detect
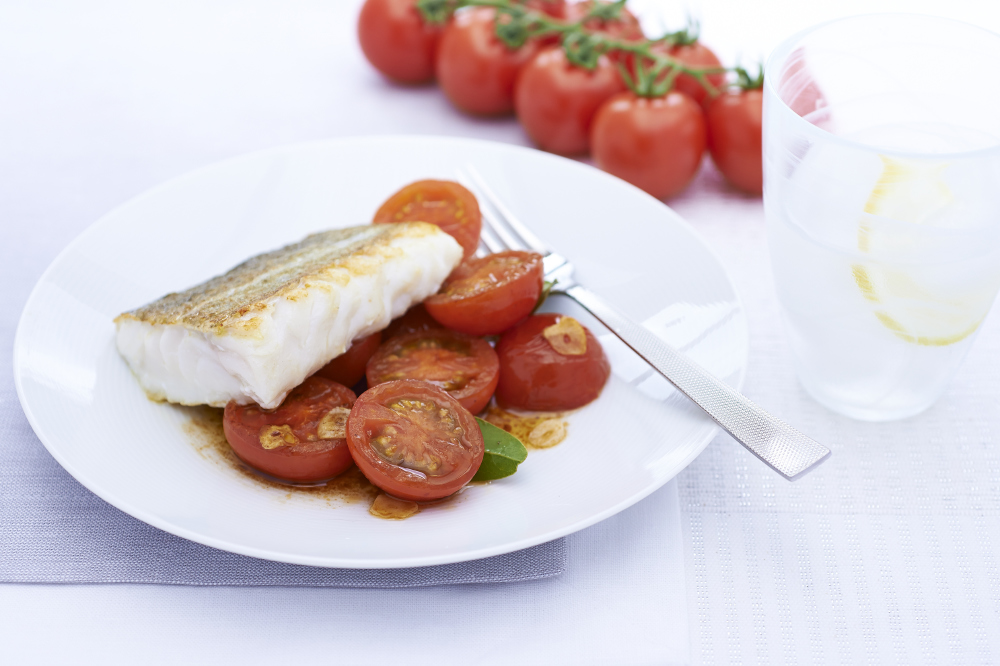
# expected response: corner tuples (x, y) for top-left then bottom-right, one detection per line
(457, 165), (831, 481)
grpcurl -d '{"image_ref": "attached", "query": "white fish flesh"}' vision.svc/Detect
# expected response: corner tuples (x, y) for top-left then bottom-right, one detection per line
(114, 223), (463, 409)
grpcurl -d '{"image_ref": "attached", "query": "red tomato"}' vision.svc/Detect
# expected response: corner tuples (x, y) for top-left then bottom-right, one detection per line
(366, 328), (499, 414)
(372, 179), (482, 259)
(665, 42), (725, 107)
(564, 1), (643, 39)
(514, 47), (625, 155)
(436, 7), (541, 115)
(706, 88), (763, 195)
(591, 91), (707, 200)
(223, 377), (356, 483)
(424, 251), (544, 336)
(384, 303), (443, 339)
(526, 0), (567, 17)
(782, 47), (828, 125)
(357, 0), (442, 84)
(495, 313), (610, 411)
(346, 379), (485, 501)
(314, 331), (382, 388)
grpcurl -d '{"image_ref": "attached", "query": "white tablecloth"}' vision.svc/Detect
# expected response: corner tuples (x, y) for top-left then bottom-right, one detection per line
(671, 174), (1000, 665)
(3, 0), (1000, 663)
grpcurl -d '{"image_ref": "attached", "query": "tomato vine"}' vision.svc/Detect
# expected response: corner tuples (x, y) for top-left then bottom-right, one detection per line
(415, 0), (730, 98)
(734, 64), (765, 90)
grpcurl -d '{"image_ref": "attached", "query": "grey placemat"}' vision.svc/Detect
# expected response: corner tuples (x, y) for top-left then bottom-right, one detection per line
(0, 387), (565, 587)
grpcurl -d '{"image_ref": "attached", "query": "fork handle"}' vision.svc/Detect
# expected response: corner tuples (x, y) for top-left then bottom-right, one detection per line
(564, 285), (830, 480)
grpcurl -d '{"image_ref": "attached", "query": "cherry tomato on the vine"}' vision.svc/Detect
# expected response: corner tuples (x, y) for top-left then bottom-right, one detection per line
(515, 47), (625, 155)
(366, 328), (500, 415)
(495, 313), (610, 411)
(783, 49), (828, 123)
(372, 179), (482, 259)
(357, 0), (442, 84)
(564, 1), (644, 39)
(706, 87), (763, 194)
(436, 7), (541, 115)
(663, 41), (725, 107)
(346, 379), (484, 501)
(425, 250), (544, 335)
(591, 90), (707, 200)
(525, 0), (567, 18)
(223, 377), (357, 483)
(314, 331), (382, 388)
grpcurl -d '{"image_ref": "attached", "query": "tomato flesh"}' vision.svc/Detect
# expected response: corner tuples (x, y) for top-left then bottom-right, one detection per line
(367, 328), (499, 414)
(223, 377), (357, 483)
(591, 90), (707, 200)
(424, 250), (544, 336)
(357, 0), (442, 84)
(314, 331), (382, 388)
(384, 303), (443, 339)
(436, 7), (541, 116)
(515, 47), (625, 155)
(346, 379), (484, 501)
(495, 313), (610, 411)
(707, 88), (763, 194)
(372, 179), (482, 259)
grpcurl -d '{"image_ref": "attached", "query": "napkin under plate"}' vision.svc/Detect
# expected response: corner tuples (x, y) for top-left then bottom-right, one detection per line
(0, 402), (565, 587)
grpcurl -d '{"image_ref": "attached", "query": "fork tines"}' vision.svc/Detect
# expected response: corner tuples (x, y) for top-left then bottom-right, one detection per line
(457, 165), (551, 257)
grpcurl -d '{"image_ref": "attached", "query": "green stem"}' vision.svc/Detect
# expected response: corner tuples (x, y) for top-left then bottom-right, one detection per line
(615, 60), (636, 91)
(415, 0), (734, 97)
(651, 66), (682, 98)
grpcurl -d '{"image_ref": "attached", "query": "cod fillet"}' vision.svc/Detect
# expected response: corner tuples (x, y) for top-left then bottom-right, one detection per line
(115, 222), (462, 409)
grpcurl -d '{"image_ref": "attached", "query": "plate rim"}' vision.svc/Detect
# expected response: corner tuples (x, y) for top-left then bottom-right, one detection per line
(13, 134), (748, 568)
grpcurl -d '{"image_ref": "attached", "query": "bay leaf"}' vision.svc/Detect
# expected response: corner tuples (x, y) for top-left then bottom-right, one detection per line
(472, 417), (528, 482)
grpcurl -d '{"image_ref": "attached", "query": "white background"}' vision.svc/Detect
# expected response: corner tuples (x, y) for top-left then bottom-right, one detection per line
(3, 0), (1000, 664)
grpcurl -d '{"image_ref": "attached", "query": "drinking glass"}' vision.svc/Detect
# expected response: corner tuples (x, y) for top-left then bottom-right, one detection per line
(763, 14), (1000, 421)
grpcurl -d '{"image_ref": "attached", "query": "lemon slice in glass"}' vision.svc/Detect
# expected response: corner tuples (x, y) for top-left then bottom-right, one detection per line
(851, 155), (985, 346)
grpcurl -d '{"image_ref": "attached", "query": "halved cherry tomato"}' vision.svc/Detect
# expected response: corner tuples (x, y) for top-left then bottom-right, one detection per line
(707, 87), (763, 194)
(435, 7), (541, 115)
(591, 90), (707, 200)
(357, 0), (443, 84)
(314, 331), (382, 388)
(346, 379), (485, 501)
(223, 377), (356, 483)
(424, 251), (544, 336)
(514, 47), (625, 155)
(495, 313), (610, 411)
(367, 328), (499, 414)
(372, 179), (482, 259)
(384, 303), (443, 339)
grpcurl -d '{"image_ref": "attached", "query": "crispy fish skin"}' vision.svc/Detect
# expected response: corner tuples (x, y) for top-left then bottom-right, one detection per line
(114, 222), (462, 409)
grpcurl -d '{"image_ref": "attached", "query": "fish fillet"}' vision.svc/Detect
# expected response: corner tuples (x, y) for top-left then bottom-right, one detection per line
(115, 222), (463, 409)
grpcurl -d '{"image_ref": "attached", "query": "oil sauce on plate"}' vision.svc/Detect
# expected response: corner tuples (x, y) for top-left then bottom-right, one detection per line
(482, 404), (571, 449)
(182, 406), (465, 519)
(182, 406), (379, 504)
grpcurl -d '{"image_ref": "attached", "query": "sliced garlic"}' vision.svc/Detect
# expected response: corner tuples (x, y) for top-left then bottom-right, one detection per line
(543, 316), (587, 355)
(259, 424), (299, 450)
(369, 493), (420, 520)
(528, 419), (568, 448)
(317, 406), (352, 440)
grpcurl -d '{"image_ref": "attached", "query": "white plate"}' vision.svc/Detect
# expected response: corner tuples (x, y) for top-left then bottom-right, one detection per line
(13, 136), (747, 568)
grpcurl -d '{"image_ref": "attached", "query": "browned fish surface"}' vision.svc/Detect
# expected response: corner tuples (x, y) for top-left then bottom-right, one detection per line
(113, 220), (463, 408)
(115, 223), (439, 335)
